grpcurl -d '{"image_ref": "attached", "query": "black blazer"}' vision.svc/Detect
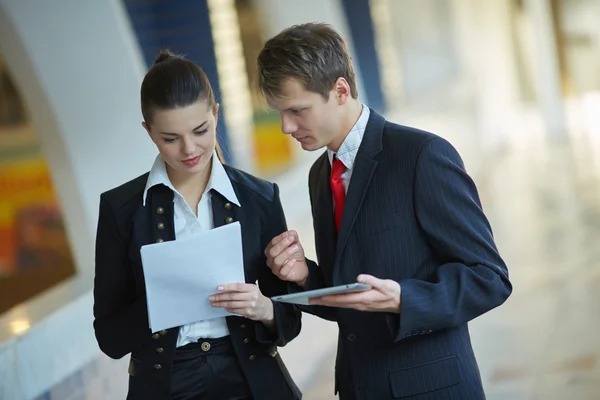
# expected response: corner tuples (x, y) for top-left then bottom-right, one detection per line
(302, 109), (512, 399)
(93, 164), (302, 400)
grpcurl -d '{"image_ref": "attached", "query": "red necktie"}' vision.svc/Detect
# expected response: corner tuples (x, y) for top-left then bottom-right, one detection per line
(330, 156), (346, 233)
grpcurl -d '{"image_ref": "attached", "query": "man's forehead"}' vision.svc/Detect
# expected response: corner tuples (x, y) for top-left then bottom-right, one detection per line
(266, 93), (312, 110)
(266, 83), (324, 109)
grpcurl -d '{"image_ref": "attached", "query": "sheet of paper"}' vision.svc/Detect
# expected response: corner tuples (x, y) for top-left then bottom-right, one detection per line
(140, 221), (245, 332)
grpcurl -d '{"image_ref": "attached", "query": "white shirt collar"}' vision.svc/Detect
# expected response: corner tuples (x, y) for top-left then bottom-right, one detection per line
(143, 150), (240, 207)
(327, 104), (370, 169)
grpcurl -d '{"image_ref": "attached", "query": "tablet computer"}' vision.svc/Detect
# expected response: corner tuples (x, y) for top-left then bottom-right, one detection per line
(271, 283), (372, 305)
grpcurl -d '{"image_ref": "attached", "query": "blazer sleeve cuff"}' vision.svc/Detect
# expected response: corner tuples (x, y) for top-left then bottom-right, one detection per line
(391, 281), (436, 341)
(254, 301), (287, 347)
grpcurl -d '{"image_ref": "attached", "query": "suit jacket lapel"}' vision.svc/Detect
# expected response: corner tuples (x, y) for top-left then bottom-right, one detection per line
(334, 109), (385, 266)
(311, 154), (336, 285)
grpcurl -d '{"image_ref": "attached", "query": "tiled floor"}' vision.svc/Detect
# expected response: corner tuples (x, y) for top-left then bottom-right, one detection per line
(299, 134), (600, 399)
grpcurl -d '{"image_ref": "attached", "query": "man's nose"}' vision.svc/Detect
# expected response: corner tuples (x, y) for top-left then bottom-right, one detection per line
(281, 115), (297, 135)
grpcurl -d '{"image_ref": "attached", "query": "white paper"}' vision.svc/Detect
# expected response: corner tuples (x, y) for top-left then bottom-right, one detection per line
(140, 221), (245, 332)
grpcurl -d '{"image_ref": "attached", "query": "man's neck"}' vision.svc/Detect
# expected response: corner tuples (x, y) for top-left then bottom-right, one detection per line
(328, 100), (363, 152)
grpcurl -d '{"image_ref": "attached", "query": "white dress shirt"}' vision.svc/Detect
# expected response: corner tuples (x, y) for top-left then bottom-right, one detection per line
(327, 104), (370, 196)
(143, 151), (240, 347)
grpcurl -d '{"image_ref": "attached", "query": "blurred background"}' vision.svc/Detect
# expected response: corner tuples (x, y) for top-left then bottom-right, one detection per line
(1, 0), (600, 399)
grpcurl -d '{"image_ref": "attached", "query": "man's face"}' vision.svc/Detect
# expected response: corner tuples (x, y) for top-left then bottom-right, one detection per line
(266, 79), (342, 151)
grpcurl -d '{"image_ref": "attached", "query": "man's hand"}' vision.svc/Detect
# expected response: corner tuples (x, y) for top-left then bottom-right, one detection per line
(265, 230), (309, 287)
(310, 274), (401, 313)
(210, 283), (274, 323)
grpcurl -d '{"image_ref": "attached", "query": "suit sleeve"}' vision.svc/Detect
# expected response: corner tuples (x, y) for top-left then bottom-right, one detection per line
(283, 172), (339, 322)
(391, 137), (512, 341)
(254, 183), (303, 347)
(93, 193), (151, 359)
(285, 258), (338, 322)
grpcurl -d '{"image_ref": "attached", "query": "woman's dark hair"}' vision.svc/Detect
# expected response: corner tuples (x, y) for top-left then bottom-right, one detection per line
(141, 50), (224, 161)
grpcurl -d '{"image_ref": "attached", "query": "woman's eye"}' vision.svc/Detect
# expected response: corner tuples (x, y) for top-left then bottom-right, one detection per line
(194, 129), (208, 135)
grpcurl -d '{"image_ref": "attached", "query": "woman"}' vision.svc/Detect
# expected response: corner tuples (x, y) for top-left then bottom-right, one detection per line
(93, 50), (302, 400)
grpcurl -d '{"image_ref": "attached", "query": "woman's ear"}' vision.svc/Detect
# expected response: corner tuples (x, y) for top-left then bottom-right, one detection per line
(142, 121), (151, 136)
(213, 103), (220, 126)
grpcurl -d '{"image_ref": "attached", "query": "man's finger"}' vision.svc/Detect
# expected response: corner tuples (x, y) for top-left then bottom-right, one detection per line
(265, 231), (289, 255)
(357, 274), (385, 289)
(266, 230), (298, 254)
(279, 258), (296, 278)
(268, 234), (297, 260)
(272, 241), (298, 268)
(310, 291), (371, 306)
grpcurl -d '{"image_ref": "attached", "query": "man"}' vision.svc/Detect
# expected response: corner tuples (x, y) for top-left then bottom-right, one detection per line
(259, 23), (511, 400)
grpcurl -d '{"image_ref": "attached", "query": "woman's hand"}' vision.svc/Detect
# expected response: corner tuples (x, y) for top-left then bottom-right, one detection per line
(209, 283), (274, 323)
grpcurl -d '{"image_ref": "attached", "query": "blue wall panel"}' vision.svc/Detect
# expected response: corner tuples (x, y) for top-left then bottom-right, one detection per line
(340, 0), (386, 113)
(124, 0), (233, 163)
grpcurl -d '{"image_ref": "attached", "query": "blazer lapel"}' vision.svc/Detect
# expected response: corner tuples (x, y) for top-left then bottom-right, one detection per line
(311, 154), (336, 286)
(130, 185), (176, 295)
(210, 190), (254, 282)
(210, 189), (238, 230)
(334, 110), (385, 265)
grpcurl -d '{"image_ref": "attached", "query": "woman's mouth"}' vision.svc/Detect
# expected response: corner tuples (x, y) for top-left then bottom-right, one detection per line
(182, 156), (200, 167)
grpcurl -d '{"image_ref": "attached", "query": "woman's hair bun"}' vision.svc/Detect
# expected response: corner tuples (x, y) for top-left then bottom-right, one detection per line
(153, 49), (176, 65)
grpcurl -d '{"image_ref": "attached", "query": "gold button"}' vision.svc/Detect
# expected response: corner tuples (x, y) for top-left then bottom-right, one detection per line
(156, 238), (163, 243)
(249, 355), (256, 361)
(159, 330), (167, 335)
(152, 333), (160, 340)
(243, 338), (249, 344)
(224, 202), (232, 210)
(269, 349), (278, 357)
(240, 324), (247, 329)
(157, 222), (164, 230)
(154, 364), (162, 370)
(200, 342), (211, 352)
(225, 216), (234, 224)
(156, 347), (164, 354)
(156, 207), (164, 214)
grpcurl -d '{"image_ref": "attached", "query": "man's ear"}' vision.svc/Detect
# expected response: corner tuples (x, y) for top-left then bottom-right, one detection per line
(333, 77), (351, 105)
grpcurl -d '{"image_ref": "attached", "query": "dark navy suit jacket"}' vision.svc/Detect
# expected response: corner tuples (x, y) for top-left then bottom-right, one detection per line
(301, 109), (512, 399)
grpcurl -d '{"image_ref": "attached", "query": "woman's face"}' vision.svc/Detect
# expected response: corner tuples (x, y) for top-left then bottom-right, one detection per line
(143, 101), (219, 177)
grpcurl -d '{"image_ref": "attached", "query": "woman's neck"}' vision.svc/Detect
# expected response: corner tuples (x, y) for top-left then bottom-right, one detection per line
(167, 161), (212, 212)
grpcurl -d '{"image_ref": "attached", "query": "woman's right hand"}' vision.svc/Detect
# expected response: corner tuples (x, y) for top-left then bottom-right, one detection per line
(265, 230), (309, 288)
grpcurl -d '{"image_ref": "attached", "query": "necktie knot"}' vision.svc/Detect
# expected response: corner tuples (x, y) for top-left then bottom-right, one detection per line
(331, 157), (346, 181)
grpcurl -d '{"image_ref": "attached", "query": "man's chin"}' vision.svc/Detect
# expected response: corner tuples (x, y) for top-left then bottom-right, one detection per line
(300, 140), (324, 152)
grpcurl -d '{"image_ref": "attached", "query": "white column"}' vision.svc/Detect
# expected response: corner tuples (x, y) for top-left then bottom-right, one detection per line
(208, 0), (257, 173)
(0, 0), (153, 280)
(370, 0), (405, 107)
(459, 0), (522, 150)
(524, 0), (568, 139)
